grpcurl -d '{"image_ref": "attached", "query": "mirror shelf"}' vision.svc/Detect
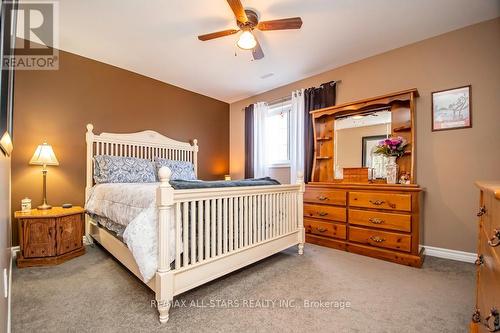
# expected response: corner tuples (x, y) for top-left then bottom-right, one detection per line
(310, 89), (419, 185)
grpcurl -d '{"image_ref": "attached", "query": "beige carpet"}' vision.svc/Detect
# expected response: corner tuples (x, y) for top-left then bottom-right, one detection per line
(12, 244), (474, 332)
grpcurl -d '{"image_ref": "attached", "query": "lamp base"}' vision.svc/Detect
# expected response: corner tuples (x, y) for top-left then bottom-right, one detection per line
(37, 203), (52, 210)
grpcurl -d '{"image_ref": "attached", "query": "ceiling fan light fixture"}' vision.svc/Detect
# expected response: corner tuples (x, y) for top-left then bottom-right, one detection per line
(237, 31), (257, 50)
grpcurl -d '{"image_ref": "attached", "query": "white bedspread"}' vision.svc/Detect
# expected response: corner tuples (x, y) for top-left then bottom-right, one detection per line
(85, 183), (176, 282)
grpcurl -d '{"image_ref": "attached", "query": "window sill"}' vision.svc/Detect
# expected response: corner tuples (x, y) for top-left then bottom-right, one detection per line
(267, 164), (290, 169)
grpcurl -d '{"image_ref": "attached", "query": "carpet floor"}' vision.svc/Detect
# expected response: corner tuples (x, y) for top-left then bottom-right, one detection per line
(12, 244), (475, 333)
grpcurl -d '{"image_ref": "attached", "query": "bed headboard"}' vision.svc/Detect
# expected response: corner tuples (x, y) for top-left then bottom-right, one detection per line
(85, 123), (198, 194)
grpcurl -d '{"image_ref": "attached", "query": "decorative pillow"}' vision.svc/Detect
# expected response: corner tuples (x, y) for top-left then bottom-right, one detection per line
(155, 158), (196, 181)
(94, 155), (156, 184)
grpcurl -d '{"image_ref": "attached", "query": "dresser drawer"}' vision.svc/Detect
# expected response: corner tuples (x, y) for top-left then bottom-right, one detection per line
(304, 188), (346, 206)
(348, 226), (411, 252)
(304, 203), (346, 222)
(349, 209), (411, 232)
(349, 192), (411, 212)
(304, 219), (346, 240)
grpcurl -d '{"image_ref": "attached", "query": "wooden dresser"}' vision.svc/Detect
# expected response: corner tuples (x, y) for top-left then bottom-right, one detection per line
(471, 182), (500, 332)
(15, 206), (85, 268)
(305, 89), (424, 267)
(305, 183), (423, 267)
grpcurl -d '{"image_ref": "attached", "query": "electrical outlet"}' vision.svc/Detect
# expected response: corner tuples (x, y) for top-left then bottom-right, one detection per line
(3, 268), (7, 298)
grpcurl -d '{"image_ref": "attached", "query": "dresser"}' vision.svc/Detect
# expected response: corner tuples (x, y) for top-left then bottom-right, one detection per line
(15, 206), (85, 268)
(304, 183), (423, 267)
(471, 182), (500, 332)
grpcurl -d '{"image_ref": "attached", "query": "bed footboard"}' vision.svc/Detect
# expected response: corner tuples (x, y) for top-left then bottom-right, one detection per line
(155, 167), (305, 323)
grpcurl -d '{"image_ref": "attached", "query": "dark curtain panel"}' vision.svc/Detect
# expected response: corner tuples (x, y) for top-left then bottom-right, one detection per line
(244, 104), (255, 179)
(304, 81), (337, 182)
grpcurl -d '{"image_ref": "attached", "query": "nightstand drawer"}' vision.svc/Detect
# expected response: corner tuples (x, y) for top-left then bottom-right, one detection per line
(304, 219), (346, 240)
(304, 203), (346, 222)
(348, 226), (411, 252)
(349, 209), (411, 232)
(304, 188), (346, 206)
(349, 192), (411, 212)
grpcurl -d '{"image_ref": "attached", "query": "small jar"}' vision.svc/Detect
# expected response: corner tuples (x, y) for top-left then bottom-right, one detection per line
(21, 198), (32, 211)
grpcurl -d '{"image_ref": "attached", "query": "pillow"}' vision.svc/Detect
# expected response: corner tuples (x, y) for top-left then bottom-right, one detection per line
(94, 155), (156, 184)
(155, 158), (196, 181)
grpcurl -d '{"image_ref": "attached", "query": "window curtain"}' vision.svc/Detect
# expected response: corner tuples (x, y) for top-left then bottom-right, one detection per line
(253, 102), (269, 178)
(244, 104), (254, 178)
(289, 89), (305, 184)
(304, 81), (337, 183)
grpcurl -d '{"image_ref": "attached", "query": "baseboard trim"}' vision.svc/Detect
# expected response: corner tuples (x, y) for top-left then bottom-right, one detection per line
(421, 245), (476, 263)
(10, 246), (19, 259)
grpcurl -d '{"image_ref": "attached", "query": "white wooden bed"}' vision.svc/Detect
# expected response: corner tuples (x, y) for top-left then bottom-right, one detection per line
(84, 124), (305, 323)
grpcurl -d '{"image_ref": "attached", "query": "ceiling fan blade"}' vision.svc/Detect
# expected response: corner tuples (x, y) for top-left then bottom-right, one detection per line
(198, 29), (239, 41)
(257, 17), (303, 31)
(252, 39), (264, 60)
(226, 0), (248, 23)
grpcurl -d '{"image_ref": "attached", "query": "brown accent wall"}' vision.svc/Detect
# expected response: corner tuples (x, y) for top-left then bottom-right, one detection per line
(230, 18), (500, 253)
(12, 48), (229, 245)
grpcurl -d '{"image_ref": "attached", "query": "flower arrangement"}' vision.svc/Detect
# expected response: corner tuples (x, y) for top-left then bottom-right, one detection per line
(374, 136), (408, 157)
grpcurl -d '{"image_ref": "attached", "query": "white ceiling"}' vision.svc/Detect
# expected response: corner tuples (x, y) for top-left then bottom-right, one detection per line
(54, 0), (499, 103)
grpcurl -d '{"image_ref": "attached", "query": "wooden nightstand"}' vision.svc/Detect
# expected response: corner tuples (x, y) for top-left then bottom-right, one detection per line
(15, 206), (86, 268)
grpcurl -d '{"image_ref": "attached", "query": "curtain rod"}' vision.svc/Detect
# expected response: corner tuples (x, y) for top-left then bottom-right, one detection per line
(241, 79), (342, 111)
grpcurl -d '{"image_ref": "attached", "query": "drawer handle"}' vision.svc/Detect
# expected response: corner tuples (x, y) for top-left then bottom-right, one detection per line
(315, 227), (328, 233)
(475, 254), (484, 266)
(369, 236), (385, 243)
(477, 206), (487, 217)
(369, 218), (384, 224)
(488, 229), (500, 247)
(483, 308), (500, 332)
(317, 212), (328, 217)
(369, 200), (385, 206)
(317, 196), (328, 201)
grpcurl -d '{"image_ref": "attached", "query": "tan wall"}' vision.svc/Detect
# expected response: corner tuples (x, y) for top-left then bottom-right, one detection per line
(336, 124), (388, 169)
(230, 18), (500, 253)
(12, 48), (229, 245)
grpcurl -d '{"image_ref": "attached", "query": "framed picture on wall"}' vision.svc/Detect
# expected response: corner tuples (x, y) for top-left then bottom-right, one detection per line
(431, 85), (472, 131)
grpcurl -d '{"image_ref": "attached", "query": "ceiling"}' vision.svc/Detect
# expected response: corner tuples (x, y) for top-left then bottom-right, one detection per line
(53, 0), (499, 103)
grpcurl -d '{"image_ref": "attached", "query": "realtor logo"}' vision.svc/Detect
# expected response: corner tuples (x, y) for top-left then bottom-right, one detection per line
(3, 1), (59, 70)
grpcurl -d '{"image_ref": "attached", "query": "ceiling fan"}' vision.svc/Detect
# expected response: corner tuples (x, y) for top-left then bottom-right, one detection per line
(198, 0), (303, 60)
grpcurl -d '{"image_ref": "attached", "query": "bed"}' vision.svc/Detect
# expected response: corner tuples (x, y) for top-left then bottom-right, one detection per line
(84, 124), (305, 323)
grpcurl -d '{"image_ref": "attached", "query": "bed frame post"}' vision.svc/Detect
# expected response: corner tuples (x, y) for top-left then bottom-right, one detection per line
(85, 124), (95, 244)
(296, 172), (305, 255)
(156, 166), (175, 323)
(192, 139), (199, 178)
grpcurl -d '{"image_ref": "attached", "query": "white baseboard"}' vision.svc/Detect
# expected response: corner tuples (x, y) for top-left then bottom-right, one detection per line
(10, 246), (19, 259)
(421, 245), (476, 263)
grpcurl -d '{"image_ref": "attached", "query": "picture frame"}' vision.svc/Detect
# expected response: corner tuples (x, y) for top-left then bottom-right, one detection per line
(431, 85), (472, 132)
(361, 135), (386, 168)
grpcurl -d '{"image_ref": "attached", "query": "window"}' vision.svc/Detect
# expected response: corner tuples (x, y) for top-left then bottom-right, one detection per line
(265, 99), (291, 166)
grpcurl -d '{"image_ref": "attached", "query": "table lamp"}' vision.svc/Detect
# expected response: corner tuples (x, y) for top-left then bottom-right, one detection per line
(29, 142), (59, 210)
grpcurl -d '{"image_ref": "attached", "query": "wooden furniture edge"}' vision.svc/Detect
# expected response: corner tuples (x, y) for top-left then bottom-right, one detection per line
(475, 181), (500, 200)
(14, 206), (85, 219)
(16, 247), (85, 268)
(306, 182), (423, 192)
(310, 88), (419, 115)
(306, 234), (424, 268)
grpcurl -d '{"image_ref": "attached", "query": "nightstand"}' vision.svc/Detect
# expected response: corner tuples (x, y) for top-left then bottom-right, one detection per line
(15, 206), (86, 268)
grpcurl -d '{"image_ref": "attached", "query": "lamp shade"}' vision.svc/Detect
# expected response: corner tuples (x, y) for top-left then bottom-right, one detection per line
(29, 142), (59, 166)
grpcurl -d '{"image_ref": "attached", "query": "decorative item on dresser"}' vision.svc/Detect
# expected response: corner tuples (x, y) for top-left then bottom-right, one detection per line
(471, 181), (500, 333)
(305, 89), (424, 267)
(15, 206), (85, 268)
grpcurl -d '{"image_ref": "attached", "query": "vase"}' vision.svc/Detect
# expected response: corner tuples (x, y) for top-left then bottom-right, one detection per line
(386, 156), (399, 184)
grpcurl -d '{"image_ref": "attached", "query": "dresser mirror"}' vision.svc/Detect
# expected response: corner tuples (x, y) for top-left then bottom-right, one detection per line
(333, 110), (391, 180)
